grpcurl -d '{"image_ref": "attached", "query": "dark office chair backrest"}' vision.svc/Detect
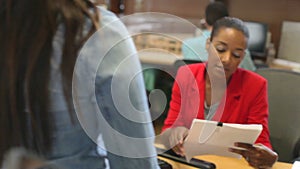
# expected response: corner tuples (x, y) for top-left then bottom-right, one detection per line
(256, 68), (300, 162)
(244, 21), (268, 62)
(149, 59), (202, 131)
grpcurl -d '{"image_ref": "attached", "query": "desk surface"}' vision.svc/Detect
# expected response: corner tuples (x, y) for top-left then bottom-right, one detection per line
(159, 155), (293, 169)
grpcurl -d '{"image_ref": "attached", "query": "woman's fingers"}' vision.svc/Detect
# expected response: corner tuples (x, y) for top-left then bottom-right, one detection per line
(168, 126), (189, 156)
(229, 142), (278, 169)
(172, 143), (185, 156)
(169, 127), (188, 144)
(228, 146), (252, 162)
(228, 147), (246, 156)
(234, 142), (256, 150)
(229, 147), (262, 168)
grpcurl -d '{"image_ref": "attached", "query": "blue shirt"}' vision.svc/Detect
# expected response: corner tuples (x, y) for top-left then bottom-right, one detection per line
(182, 30), (256, 71)
(48, 6), (159, 169)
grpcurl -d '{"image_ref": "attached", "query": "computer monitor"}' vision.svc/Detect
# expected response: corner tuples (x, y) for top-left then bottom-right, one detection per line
(244, 21), (268, 60)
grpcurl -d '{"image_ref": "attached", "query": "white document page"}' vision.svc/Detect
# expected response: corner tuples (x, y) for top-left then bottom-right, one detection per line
(184, 119), (262, 161)
(292, 161), (300, 169)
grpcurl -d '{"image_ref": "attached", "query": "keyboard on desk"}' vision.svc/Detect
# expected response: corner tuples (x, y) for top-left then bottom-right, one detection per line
(157, 149), (216, 169)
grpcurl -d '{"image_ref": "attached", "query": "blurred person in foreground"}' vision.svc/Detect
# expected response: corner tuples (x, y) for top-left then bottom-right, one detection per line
(0, 0), (159, 168)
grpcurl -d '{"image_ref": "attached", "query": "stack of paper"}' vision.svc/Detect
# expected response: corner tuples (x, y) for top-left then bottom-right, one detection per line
(292, 161), (300, 169)
(184, 119), (262, 161)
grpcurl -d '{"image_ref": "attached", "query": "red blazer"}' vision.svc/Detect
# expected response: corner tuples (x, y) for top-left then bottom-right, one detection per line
(162, 63), (272, 148)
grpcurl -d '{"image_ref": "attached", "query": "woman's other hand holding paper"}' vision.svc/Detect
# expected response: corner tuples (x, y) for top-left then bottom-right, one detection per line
(229, 142), (278, 169)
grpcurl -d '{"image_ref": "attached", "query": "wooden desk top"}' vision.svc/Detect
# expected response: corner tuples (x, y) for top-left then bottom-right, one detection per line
(159, 155), (293, 169)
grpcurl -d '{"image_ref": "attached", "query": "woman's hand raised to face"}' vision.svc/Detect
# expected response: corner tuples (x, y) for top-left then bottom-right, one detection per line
(229, 142), (278, 169)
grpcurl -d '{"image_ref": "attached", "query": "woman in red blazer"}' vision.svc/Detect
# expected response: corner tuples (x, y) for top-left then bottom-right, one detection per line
(161, 17), (278, 169)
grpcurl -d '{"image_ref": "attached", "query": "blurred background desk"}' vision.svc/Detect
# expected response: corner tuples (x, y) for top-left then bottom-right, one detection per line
(158, 155), (293, 169)
(139, 50), (181, 77)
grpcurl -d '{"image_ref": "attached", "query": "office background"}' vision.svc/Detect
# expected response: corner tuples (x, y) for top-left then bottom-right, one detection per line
(92, 0), (300, 164)
(95, 0), (300, 60)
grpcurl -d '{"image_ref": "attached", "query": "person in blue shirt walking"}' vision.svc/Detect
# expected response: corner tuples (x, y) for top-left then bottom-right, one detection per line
(0, 1), (159, 169)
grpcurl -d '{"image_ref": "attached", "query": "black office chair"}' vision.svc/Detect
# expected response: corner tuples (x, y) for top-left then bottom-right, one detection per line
(149, 59), (202, 132)
(256, 68), (300, 162)
(244, 21), (269, 67)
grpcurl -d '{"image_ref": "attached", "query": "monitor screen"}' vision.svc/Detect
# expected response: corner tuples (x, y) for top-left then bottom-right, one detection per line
(244, 21), (268, 56)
